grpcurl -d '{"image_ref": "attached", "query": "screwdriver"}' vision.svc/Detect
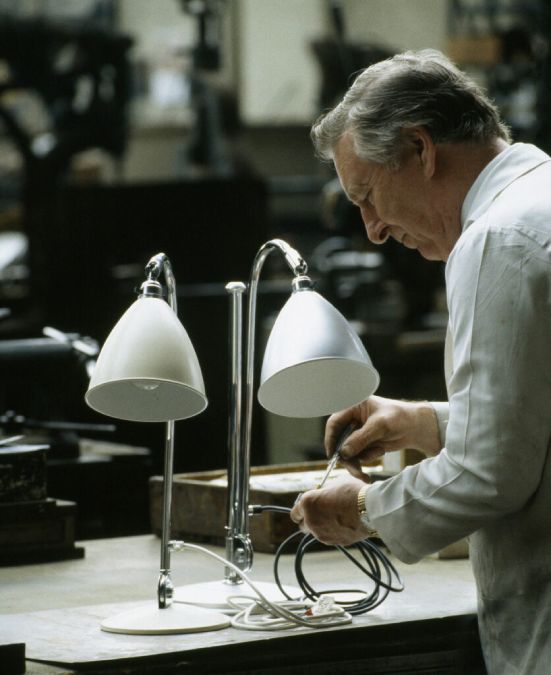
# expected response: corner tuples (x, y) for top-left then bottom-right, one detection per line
(316, 423), (355, 489)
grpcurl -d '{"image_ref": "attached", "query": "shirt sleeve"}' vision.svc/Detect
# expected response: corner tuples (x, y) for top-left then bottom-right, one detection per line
(364, 222), (551, 563)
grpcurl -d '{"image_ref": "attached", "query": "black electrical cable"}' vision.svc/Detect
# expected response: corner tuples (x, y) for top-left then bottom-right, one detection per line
(250, 505), (404, 616)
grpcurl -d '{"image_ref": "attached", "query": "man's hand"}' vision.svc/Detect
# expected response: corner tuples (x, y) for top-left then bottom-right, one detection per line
(325, 395), (442, 480)
(290, 475), (370, 546)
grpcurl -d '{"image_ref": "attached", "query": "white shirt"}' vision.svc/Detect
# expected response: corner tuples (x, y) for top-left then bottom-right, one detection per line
(364, 143), (551, 674)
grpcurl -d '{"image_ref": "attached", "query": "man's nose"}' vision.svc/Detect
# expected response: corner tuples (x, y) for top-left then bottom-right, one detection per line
(361, 208), (389, 245)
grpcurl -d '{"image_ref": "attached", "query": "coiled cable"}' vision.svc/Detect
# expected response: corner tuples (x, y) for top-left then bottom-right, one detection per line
(250, 504), (404, 615)
(172, 540), (353, 630)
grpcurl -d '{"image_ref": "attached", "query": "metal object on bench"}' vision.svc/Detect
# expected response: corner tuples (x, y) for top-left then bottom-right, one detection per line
(0, 441), (85, 565)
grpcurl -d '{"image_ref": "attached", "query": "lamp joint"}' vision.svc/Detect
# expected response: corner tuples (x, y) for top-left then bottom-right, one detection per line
(145, 253), (168, 281)
(169, 540), (186, 552)
(157, 570), (174, 608)
(139, 279), (164, 299)
(291, 275), (314, 293)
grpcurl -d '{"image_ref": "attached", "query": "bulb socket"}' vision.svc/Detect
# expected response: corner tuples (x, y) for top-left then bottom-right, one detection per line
(292, 275), (314, 293)
(139, 279), (163, 299)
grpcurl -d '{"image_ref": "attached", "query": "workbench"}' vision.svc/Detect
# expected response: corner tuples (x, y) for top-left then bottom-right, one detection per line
(0, 535), (485, 674)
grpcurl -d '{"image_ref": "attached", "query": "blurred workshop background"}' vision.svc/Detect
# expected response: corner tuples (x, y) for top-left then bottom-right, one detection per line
(0, 0), (549, 543)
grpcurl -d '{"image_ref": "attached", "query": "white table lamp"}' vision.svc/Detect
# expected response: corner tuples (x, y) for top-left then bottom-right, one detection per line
(174, 239), (379, 610)
(85, 253), (230, 634)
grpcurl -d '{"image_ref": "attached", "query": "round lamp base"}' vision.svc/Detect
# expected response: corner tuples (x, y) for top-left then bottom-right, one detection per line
(173, 579), (300, 611)
(100, 602), (230, 634)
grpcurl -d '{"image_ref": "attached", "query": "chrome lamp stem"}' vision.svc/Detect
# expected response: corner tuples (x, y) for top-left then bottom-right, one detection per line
(224, 281), (248, 583)
(142, 253), (178, 610)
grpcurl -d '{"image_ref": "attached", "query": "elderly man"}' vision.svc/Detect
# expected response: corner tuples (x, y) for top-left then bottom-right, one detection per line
(290, 49), (551, 674)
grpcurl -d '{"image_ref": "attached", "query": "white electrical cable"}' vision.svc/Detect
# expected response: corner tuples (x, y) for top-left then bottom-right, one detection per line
(170, 541), (353, 631)
(227, 595), (352, 631)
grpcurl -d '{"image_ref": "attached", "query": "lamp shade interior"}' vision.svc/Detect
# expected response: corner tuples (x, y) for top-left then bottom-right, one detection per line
(258, 289), (379, 418)
(85, 296), (207, 422)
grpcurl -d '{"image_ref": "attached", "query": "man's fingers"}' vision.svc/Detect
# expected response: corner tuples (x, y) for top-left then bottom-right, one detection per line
(340, 456), (375, 482)
(288, 477), (372, 546)
(290, 494), (313, 534)
(340, 457), (368, 481)
(339, 418), (387, 459)
(325, 409), (358, 456)
(290, 496), (306, 526)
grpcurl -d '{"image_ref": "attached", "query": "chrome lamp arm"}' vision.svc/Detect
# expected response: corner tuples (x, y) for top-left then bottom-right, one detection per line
(243, 239), (308, 509)
(225, 281), (248, 582)
(141, 252), (179, 609)
(224, 239), (308, 580)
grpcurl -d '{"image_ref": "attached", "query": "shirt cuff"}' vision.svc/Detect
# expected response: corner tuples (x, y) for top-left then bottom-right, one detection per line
(430, 401), (449, 447)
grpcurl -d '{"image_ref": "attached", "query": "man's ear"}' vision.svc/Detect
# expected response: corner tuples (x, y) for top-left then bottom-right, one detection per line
(403, 126), (436, 179)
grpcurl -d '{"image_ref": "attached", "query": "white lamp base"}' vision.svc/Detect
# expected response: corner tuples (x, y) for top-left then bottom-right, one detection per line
(173, 579), (301, 611)
(100, 601), (230, 634)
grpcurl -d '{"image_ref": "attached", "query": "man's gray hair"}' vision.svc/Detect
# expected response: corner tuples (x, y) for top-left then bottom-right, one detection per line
(311, 49), (511, 168)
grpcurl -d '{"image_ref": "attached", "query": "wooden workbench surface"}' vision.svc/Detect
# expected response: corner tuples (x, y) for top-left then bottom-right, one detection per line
(0, 535), (483, 674)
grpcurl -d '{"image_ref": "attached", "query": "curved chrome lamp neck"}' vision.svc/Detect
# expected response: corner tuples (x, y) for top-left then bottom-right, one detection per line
(141, 252), (176, 312)
(244, 239), (308, 486)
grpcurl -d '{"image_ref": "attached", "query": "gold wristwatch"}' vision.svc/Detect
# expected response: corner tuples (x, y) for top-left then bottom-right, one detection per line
(357, 485), (379, 538)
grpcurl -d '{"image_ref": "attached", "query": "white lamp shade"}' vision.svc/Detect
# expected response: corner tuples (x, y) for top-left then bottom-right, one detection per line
(258, 289), (379, 417)
(85, 296), (207, 422)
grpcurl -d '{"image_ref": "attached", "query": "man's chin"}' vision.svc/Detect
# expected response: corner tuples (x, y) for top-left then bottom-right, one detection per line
(401, 236), (419, 251)
(417, 247), (444, 262)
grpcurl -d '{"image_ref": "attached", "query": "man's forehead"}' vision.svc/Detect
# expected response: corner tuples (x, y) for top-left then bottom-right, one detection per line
(333, 135), (373, 201)
(333, 132), (356, 160)
(334, 134), (374, 174)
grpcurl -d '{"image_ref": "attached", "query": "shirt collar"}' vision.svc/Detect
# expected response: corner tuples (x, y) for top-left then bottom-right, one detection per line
(461, 143), (551, 231)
